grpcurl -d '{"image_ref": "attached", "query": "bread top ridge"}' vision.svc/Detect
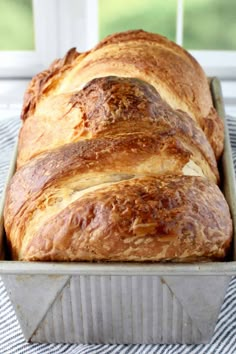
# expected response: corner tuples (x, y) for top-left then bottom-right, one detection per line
(20, 30), (224, 159)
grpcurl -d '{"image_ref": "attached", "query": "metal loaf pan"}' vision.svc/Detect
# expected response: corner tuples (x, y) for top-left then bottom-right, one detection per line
(0, 78), (236, 344)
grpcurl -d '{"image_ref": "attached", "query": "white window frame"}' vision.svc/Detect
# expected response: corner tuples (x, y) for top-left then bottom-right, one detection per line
(190, 52), (236, 79)
(0, 0), (235, 80)
(175, 0), (236, 79)
(0, 0), (98, 78)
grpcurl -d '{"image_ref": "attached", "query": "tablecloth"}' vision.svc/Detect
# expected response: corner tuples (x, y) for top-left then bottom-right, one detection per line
(1, 116), (236, 354)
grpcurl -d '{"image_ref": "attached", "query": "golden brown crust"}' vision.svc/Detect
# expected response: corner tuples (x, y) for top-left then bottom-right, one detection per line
(5, 131), (218, 234)
(19, 30), (223, 159)
(203, 107), (224, 160)
(95, 29), (201, 69)
(17, 76), (218, 177)
(5, 176), (232, 262)
(21, 48), (82, 121)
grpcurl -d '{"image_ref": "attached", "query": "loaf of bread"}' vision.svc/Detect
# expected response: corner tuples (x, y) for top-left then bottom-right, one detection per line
(4, 30), (232, 262)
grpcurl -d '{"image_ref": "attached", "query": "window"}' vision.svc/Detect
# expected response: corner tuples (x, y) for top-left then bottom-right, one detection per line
(0, 0), (98, 117)
(184, 0), (236, 50)
(99, 0), (236, 79)
(0, 0), (236, 118)
(99, 0), (236, 51)
(98, 0), (236, 115)
(0, 0), (98, 78)
(99, 0), (176, 42)
(1, 0), (236, 79)
(0, 0), (34, 50)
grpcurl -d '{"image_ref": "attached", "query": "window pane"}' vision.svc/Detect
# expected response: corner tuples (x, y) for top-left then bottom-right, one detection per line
(99, 0), (176, 42)
(184, 0), (236, 50)
(0, 0), (34, 50)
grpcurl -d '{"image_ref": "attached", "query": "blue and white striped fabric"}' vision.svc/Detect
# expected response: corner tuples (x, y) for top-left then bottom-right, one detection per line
(1, 116), (236, 354)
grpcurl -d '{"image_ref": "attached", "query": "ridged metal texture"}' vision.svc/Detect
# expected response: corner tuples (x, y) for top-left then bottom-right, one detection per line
(24, 274), (229, 344)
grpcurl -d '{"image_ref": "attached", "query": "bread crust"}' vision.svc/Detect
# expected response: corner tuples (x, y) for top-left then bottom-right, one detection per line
(4, 133), (218, 236)
(5, 176), (232, 262)
(20, 30), (223, 159)
(17, 76), (218, 177)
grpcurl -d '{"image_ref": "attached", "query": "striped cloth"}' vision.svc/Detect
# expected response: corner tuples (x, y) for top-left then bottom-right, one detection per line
(1, 116), (236, 354)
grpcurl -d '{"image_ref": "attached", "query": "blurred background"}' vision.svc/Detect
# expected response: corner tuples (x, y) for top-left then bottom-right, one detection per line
(99, 0), (236, 50)
(0, 0), (236, 50)
(0, 0), (236, 118)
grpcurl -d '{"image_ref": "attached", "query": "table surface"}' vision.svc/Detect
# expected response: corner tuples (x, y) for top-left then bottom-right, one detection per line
(1, 116), (236, 354)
